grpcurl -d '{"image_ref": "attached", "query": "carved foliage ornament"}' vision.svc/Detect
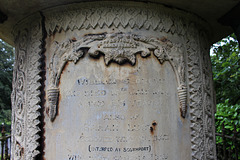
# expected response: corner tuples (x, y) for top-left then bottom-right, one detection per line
(11, 14), (43, 160)
(47, 32), (187, 121)
(186, 24), (216, 160)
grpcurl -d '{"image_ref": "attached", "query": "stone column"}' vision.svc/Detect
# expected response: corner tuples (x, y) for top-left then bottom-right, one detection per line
(11, 2), (216, 160)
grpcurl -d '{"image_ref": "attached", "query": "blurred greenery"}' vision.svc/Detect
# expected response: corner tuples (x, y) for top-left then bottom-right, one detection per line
(215, 100), (240, 137)
(212, 34), (240, 159)
(211, 34), (240, 105)
(0, 39), (14, 130)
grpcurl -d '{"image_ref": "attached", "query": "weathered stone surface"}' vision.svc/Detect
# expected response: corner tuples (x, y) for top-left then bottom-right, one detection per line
(0, 0), (239, 45)
(10, 2), (217, 160)
(11, 14), (43, 160)
(45, 53), (191, 160)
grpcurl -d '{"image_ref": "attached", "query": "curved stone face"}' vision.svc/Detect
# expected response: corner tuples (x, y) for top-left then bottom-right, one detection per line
(47, 54), (189, 160)
(11, 2), (216, 160)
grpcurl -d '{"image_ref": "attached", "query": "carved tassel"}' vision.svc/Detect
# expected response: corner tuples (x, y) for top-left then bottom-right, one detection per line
(177, 85), (187, 118)
(47, 88), (59, 122)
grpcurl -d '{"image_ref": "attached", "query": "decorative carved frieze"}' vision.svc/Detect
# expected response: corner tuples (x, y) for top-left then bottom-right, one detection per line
(47, 32), (188, 121)
(43, 3), (209, 36)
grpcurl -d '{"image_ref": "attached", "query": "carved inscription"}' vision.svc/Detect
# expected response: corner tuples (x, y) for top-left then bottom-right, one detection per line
(47, 33), (187, 121)
(67, 154), (169, 160)
(43, 53), (189, 159)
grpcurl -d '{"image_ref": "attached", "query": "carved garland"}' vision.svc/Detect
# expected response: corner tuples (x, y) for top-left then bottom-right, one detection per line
(47, 32), (187, 121)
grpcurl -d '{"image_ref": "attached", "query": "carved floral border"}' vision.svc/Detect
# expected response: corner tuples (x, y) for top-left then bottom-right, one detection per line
(186, 24), (216, 159)
(11, 14), (43, 160)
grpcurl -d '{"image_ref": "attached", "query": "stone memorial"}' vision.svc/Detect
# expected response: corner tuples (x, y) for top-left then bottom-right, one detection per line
(0, 0), (239, 160)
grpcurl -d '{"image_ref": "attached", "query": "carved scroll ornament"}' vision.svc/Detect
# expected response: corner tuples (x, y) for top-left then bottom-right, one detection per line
(11, 14), (43, 160)
(47, 32), (187, 121)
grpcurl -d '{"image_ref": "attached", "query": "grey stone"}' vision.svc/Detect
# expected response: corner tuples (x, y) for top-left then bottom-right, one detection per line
(10, 2), (217, 160)
(0, 0), (238, 45)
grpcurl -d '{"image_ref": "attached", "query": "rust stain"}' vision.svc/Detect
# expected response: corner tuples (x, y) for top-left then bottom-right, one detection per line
(180, 107), (185, 118)
(46, 107), (49, 117)
(61, 61), (69, 73)
(16, 142), (24, 157)
(58, 62), (70, 86)
(150, 121), (157, 160)
(56, 93), (61, 117)
(159, 37), (168, 42)
(20, 147), (24, 157)
(71, 37), (77, 42)
(52, 33), (56, 40)
(150, 121), (157, 135)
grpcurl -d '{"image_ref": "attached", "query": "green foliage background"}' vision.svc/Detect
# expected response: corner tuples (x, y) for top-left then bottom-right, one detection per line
(211, 34), (240, 158)
(0, 39), (14, 127)
(211, 34), (240, 105)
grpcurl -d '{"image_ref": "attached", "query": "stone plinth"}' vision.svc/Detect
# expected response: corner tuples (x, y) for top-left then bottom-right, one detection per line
(9, 1), (217, 160)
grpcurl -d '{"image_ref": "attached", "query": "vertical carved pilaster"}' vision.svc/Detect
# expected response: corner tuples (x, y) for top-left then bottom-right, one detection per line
(11, 28), (28, 160)
(11, 14), (43, 160)
(186, 23), (205, 160)
(186, 23), (216, 160)
(199, 31), (217, 160)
